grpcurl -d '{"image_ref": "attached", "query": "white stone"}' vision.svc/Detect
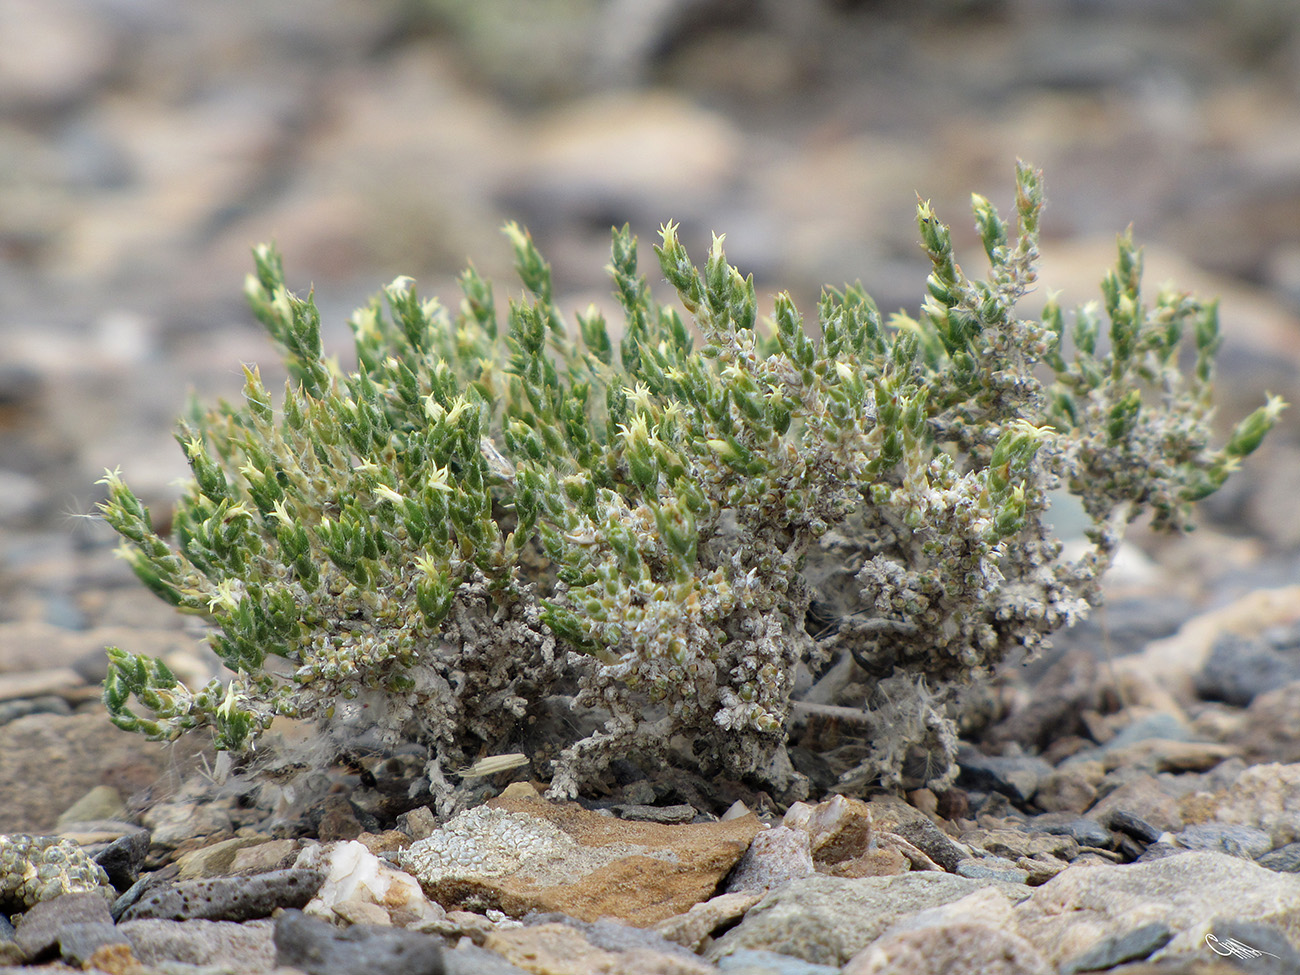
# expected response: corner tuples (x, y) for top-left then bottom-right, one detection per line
(297, 841), (443, 926)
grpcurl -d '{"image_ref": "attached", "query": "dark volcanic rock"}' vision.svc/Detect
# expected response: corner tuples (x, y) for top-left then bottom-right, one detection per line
(119, 868), (324, 922)
(274, 909), (445, 975)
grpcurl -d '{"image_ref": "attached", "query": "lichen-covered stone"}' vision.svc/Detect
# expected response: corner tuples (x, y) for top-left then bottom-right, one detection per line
(400, 806), (578, 886)
(0, 834), (113, 912)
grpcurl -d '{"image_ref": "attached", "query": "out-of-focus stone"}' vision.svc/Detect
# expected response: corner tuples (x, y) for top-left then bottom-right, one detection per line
(804, 794), (875, 866)
(655, 892), (764, 951)
(228, 838), (302, 875)
(1057, 921), (1172, 975)
(55, 786), (125, 828)
(1024, 813), (1112, 851)
(0, 713), (170, 834)
(1113, 586), (1300, 707)
(1015, 851), (1300, 967)
(274, 909), (444, 975)
(956, 747), (1054, 805)
(1032, 768), (1098, 815)
(1088, 775), (1185, 834)
(13, 891), (114, 962)
(505, 91), (742, 232)
(0, 0), (119, 116)
(845, 888), (1052, 973)
(1174, 823), (1273, 859)
(485, 920), (715, 975)
(960, 828), (1079, 864)
(708, 873), (1032, 968)
(174, 836), (275, 880)
(844, 922), (1051, 975)
(1231, 681), (1300, 764)
(724, 826), (814, 894)
(954, 856), (1030, 885)
(1188, 762), (1300, 846)
(824, 847), (909, 878)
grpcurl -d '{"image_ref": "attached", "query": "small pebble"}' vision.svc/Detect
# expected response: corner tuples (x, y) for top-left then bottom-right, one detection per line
(954, 856), (1029, 885)
(1059, 920), (1172, 974)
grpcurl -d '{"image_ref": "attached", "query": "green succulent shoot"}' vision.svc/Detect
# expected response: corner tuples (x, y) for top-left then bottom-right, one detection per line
(99, 163), (1282, 810)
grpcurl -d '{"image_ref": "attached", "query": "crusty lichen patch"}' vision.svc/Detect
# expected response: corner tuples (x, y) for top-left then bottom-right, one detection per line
(400, 806), (580, 884)
(0, 834), (113, 911)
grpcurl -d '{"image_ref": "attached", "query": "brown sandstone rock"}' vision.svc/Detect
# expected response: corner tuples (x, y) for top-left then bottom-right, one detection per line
(401, 796), (760, 927)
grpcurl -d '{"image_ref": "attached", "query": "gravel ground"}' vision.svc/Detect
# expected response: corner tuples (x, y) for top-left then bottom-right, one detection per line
(4, 3), (1300, 972)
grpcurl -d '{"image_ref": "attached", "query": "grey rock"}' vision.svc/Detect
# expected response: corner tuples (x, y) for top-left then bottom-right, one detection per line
(111, 872), (159, 922)
(845, 920), (1052, 975)
(1196, 762), (1300, 847)
(1032, 765), (1099, 814)
(442, 941), (531, 975)
(718, 948), (840, 974)
(1133, 841), (1185, 863)
(956, 747), (1054, 804)
(0, 713), (168, 834)
(13, 891), (113, 963)
(1024, 813), (1112, 850)
(120, 918), (276, 972)
(547, 914), (709, 964)
(708, 872), (1031, 968)
(954, 856), (1030, 885)
(887, 817), (969, 873)
(0, 697), (71, 726)
(1059, 920), (1171, 974)
(1016, 851), (1300, 964)
(1101, 712), (1194, 751)
(1176, 823), (1274, 859)
(139, 799), (236, 855)
(120, 867), (324, 922)
(1232, 681), (1300, 764)
(1105, 809), (1163, 844)
(93, 828), (150, 891)
(56, 921), (129, 967)
(1197, 628), (1300, 707)
(846, 885), (1052, 974)
(274, 908), (445, 975)
(1257, 842), (1300, 873)
(1205, 919), (1300, 975)
(55, 786), (125, 827)
(985, 649), (1100, 752)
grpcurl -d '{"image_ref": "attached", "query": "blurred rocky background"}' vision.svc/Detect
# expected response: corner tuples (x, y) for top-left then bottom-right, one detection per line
(3, 0), (1300, 693)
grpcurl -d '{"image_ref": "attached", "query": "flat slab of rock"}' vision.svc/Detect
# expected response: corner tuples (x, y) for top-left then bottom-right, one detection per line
(400, 795), (760, 926)
(707, 872), (1033, 968)
(1016, 850), (1300, 967)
